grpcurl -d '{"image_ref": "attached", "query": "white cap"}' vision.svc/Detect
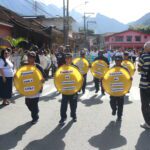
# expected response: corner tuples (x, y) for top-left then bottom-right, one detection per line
(144, 41), (150, 52)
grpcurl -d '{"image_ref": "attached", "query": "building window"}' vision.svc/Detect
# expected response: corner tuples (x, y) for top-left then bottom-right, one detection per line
(126, 36), (132, 42)
(105, 37), (109, 42)
(115, 36), (124, 42)
(135, 36), (141, 42)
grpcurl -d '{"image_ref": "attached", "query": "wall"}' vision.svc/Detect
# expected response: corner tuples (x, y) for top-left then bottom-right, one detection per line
(0, 25), (12, 38)
(105, 30), (150, 49)
(107, 30), (150, 43)
(0, 25), (12, 48)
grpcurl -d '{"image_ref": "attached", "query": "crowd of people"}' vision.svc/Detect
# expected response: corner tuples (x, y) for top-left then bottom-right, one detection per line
(0, 41), (150, 129)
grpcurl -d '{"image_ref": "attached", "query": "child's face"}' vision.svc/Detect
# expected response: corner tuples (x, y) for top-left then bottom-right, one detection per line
(115, 60), (122, 66)
(124, 55), (128, 60)
(65, 57), (72, 64)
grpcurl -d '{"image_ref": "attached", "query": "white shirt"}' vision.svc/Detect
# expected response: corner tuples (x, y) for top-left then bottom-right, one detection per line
(115, 52), (124, 57)
(91, 51), (98, 57)
(51, 54), (58, 67)
(0, 58), (14, 77)
(11, 52), (21, 70)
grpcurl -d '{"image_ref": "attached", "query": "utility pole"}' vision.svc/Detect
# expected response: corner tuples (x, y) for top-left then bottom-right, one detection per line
(34, 0), (37, 16)
(63, 0), (67, 47)
(83, 12), (94, 48)
(84, 13), (86, 48)
(66, 0), (69, 47)
(86, 21), (96, 50)
(63, 0), (69, 50)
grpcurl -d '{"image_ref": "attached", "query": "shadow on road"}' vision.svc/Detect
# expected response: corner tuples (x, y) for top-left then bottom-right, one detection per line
(87, 86), (95, 91)
(88, 121), (127, 150)
(135, 130), (150, 150)
(0, 104), (9, 109)
(40, 91), (60, 102)
(11, 94), (23, 101)
(24, 121), (73, 150)
(81, 94), (103, 107)
(86, 80), (93, 86)
(0, 122), (32, 150)
(124, 95), (133, 105)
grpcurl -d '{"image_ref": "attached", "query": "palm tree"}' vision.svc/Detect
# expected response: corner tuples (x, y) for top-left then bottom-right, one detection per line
(4, 36), (28, 47)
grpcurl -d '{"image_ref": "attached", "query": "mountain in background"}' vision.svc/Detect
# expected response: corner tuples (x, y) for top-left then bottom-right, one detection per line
(70, 9), (83, 22)
(129, 12), (150, 26)
(78, 13), (128, 34)
(0, 0), (55, 17)
(46, 4), (62, 16)
(0, 0), (149, 33)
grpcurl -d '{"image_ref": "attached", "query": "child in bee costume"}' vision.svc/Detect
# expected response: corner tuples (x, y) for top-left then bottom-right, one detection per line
(110, 56), (131, 121)
(94, 50), (109, 94)
(80, 50), (87, 94)
(25, 51), (46, 125)
(59, 53), (78, 124)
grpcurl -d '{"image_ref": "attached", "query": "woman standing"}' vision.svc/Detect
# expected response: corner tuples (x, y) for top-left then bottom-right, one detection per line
(0, 49), (14, 105)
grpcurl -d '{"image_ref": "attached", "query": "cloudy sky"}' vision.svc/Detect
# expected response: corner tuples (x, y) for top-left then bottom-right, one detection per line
(36, 0), (150, 24)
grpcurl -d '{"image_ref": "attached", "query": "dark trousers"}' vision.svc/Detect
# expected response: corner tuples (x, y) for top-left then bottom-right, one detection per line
(110, 96), (124, 118)
(82, 74), (87, 93)
(51, 63), (57, 77)
(132, 56), (136, 63)
(25, 97), (39, 121)
(44, 69), (50, 79)
(60, 94), (78, 119)
(0, 77), (13, 99)
(140, 88), (150, 125)
(94, 78), (104, 93)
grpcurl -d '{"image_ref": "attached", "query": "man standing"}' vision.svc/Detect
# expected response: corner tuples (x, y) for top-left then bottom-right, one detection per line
(56, 46), (66, 67)
(80, 50), (87, 94)
(138, 41), (150, 129)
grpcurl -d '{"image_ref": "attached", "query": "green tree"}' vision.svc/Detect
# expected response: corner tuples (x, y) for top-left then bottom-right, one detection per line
(4, 37), (28, 47)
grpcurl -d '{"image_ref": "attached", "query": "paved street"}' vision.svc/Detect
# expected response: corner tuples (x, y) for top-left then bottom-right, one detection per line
(0, 69), (150, 150)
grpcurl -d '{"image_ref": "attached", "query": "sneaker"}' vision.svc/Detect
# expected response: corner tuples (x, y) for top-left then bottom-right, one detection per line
(59, 118), (66, 124)
(31, 119), (38, 125)
(101, 92), (105, 95)
(82, 90), (85, 94)
(117, 117), (122, 121)
(140, 123), (150, 129)
(112, 110), (116, 116)
(95, 90), (99, 93)
(72, 118), (77, 122)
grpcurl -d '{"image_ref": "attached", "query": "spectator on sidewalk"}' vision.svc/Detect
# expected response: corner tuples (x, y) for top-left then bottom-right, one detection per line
(138, 41), (150, 129)
(50, 49), (57, 77)
(56, 46), (65, 67)
(0, 49), (14, 105)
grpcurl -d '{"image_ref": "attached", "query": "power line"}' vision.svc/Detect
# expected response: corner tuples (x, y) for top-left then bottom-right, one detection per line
(26, 0), (53, 18)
